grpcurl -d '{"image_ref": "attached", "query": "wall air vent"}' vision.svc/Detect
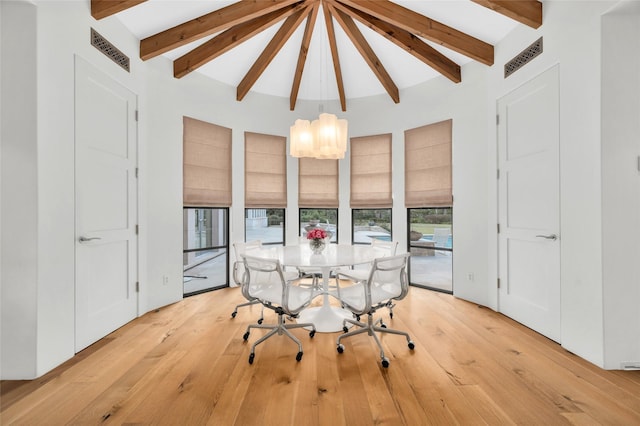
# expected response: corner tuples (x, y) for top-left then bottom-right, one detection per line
(90, 28), (130, 72)
(504, 37), (543, 78)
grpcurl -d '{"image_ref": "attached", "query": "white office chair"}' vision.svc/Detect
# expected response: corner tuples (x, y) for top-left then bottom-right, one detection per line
(231, 240), (264, 322)
(336, 238), (399, 319)
(241, 255), (316, 364)
(335, 253), (414, 368)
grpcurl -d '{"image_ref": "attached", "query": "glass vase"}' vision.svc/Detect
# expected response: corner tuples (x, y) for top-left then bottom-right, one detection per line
(309, 238), (326, 254)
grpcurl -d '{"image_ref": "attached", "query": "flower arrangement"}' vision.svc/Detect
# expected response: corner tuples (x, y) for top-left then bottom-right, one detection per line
(306, 228), (328, 240)
(307, 228), (328, 253)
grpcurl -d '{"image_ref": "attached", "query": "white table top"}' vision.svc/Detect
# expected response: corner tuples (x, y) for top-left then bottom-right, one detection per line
(248, 243), (383, 269)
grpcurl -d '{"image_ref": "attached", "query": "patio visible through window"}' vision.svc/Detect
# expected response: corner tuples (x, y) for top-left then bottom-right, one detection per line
(183, 207), (229, 296)
(245, 208), (285, 245)
(408, 207), (452, 293)
(352, 209), (392, 244)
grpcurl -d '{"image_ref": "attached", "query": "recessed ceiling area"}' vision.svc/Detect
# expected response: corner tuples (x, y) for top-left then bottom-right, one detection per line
(94, 0), (542, 110)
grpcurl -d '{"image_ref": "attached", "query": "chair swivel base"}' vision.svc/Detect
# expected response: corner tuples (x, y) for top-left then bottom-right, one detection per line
(336, 314), (414, 368)
(243, 312), (316, 364)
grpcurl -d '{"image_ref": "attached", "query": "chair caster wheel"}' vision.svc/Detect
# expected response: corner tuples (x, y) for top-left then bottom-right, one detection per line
(380, 323), (387, 328)
(342, 326), (348, 333)
(381, 358), (389, 368)
(231, 311), (237, 318)
(257, 319), (263, 325)
(408, 341), (415, 350)
(309, 330), (316, 338)
(337, 344), (344, 354)
(248, 353), (255, 364)
(296, 351), (303, 362)
(243, 331), (250, 341)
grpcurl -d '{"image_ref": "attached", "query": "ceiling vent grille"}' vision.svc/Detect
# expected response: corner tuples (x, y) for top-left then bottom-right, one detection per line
(504, 37), (543, 78)
(91, 28), (130, 72)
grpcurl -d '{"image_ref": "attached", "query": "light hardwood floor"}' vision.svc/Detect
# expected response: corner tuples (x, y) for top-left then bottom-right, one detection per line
(3, 286), (640, 425)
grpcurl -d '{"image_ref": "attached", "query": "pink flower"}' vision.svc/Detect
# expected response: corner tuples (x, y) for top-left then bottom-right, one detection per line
(307, 228), (327, 240)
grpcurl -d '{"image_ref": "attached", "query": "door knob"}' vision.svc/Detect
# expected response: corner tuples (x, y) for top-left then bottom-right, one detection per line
(535, 234), (557, 240)
(79, 236), (102, 242)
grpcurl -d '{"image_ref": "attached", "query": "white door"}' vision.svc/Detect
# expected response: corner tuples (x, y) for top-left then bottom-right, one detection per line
(75, 56), (138, 352)
(497, 65), (560, 342)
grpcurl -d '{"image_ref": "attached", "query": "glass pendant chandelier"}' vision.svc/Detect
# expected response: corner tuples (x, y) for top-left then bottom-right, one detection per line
(290, 113), (348, 159)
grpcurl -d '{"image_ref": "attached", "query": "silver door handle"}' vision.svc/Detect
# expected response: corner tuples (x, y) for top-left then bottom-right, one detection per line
(79, 236), (101, 242)
(536, 234), (557, 240)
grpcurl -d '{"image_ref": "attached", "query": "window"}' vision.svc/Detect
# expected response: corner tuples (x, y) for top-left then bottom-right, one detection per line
(244, 132), (287, 208)
(352, 209), (391, 244)
(245, 208), (285, 245)
(298, 157), (339, 208)
(350, 134), (392, 243)
(350, 134), (392, 208)
(300, 208), (337, 243)
(404, 120), (453, 293)
(408, 208), (452, 293)
(183, 207), (229, 296)
(182, 117), (231, 296)
(244, 133), (287, 246)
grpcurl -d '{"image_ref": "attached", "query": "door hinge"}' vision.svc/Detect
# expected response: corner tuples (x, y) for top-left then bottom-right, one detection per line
(135, 224), (139, 235)
(136, 281), (139, 292)
(496, 114), (500, 125)
(135, 167), (139, 178)
(497, 278), (501, 289)
(637, 156), (640, 172)
(135, 110), (139, 121)
(497, 223), (500, 233)
(497, 169), (500, 179)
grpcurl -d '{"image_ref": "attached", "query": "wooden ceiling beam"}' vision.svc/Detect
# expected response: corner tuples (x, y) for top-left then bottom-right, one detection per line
(335, 0), (494, 66)
(140, 0), (302, 61)
(91, 0), (147, 20)
(290, 2), (320, 110)
(328, 5), (399, 104)
(237, 8), (309, 101)
(323, 3), (347, 111)
(174, 3), (305, 79)
(471, 0), (542, 29)
(329, 0), (460, 83)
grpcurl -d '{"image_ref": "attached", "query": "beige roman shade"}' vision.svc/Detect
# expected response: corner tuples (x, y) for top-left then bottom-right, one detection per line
(298, 158), (339, 208)
(404, 119), (453, 207)
(245, 132), (287, 208)
(183, 116), (232, 207)
(350, 134), (392, 208)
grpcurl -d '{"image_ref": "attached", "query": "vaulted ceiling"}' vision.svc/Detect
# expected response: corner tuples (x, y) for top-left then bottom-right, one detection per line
(92, 0), (542, 111)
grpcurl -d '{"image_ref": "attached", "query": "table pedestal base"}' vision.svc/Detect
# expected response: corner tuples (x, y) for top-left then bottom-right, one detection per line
(298, 304), (354, 333)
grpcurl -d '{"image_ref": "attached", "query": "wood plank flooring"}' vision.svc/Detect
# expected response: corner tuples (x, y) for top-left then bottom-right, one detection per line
(3, 286), (640, 425)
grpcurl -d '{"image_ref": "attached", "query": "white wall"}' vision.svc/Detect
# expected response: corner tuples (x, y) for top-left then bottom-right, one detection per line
(485, 1), (624, 366)
(601, 2), (640, 369)
(1, 0), (38, 379)
(2, 0), (639, 379)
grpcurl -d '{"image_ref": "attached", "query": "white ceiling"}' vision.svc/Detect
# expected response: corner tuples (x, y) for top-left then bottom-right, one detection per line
(115, 0), (520, 101)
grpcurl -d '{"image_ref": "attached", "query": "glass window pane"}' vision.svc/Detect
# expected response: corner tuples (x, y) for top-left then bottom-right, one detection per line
(183, 208), (229, 296)
(352, 209), (391, 244)
(300, 208), (337, 243)
(408, 207), (452, 293)
(245, 208), (285, 245)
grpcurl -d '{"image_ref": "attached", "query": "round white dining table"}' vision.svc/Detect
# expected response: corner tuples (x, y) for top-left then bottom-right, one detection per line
(248, 243), (383, 332)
